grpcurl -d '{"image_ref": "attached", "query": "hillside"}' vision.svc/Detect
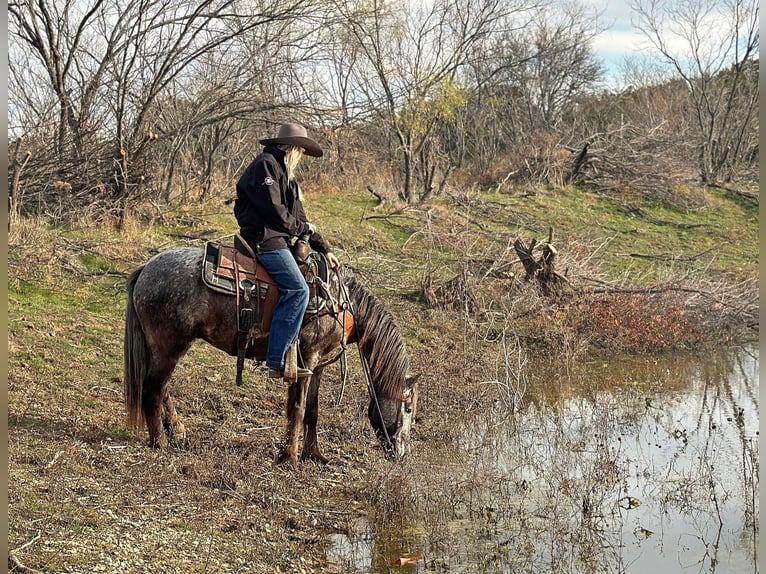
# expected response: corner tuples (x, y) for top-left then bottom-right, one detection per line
(7, 184), (758, 572)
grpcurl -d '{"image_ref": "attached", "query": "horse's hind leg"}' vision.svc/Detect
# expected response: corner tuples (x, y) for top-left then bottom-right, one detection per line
(301, 371), (328, 464)
(143, 353), (188, 448)
(143, 373), (169, 448)
(160, 387), (187, 448)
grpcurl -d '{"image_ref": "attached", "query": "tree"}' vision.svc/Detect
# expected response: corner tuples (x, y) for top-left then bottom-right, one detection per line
(329, 0), (521, 204)
(462, 2), (604, 178)
(631, 0), (759, 184)
(8, 0), (326, 221)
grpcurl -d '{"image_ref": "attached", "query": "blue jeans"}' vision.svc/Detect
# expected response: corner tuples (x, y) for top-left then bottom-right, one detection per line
(256, 248), (309, 371)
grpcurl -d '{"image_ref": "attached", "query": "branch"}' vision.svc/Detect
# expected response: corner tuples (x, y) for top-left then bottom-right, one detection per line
(708, 183), (759, 205)
(8, 530), (43, 574)
(361, 205), (416, 222)
(366, 185), (385, 210)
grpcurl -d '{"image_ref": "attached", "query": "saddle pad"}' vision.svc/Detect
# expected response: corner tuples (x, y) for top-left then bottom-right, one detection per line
(202, 241), (276, 295)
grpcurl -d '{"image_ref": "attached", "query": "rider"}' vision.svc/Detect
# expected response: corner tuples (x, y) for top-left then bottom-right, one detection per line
(234, 122), (340, 380)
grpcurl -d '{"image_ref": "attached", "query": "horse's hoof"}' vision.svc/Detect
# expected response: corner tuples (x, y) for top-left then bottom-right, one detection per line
(276, 450), (299, 467)
(301, 451), (330, 465)
(147, 436), (167, 449)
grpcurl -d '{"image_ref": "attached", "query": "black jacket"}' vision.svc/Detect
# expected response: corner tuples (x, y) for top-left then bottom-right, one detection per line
(234, 146), (331, 254)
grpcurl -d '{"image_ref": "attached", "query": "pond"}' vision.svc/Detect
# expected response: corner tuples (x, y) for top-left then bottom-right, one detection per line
(326, 345), (759, 573)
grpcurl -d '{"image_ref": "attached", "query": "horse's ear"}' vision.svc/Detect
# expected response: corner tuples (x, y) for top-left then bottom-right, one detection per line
(406, 374), (420, 388)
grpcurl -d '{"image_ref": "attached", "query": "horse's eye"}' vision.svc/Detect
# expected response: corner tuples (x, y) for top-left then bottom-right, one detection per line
(405, 405), (412, 414)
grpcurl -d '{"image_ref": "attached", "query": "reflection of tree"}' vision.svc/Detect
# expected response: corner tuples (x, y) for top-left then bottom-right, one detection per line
(648, 347), (758, 572)
(730, 349), (759, 539)
(697, 347), (759, 531)
(370, 347), (758, 573)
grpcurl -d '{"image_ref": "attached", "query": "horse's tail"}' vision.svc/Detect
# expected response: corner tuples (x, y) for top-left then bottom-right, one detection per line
(124, 264), (148, 430)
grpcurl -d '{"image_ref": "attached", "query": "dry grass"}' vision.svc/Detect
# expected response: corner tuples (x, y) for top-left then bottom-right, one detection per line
(9, 323), (402, 572)
(7, 216), (471, 573)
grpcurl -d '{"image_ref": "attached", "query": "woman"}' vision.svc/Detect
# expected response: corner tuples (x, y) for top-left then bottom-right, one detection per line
(234, 122), (340, 379)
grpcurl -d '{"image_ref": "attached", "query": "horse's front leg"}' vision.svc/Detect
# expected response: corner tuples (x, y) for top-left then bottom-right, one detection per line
(301, 370), (328, 464)
(279, 377), (310, 466)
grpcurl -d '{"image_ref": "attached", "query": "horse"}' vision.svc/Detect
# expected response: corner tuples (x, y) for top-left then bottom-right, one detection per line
(123, 246), (418, 464)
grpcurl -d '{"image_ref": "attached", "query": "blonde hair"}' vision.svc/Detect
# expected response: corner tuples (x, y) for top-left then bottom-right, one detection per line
(280, 145), (304, 182)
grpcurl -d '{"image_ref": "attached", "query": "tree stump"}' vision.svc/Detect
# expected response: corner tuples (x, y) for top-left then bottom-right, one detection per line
(513, 229), (564, 296)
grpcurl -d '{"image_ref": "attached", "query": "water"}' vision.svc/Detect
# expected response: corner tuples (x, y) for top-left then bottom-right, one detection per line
(326, 346), (759, 573)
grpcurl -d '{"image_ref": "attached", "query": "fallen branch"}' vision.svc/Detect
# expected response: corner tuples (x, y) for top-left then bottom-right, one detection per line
(366, 186), (386, 211)
(708, 183), (759, 205)
(8, 530), (42, 574)
(567, 142), (590, 183)
(494, 169), (519, 193)
(621, 205), (710, 229)
(627, 248), (715, 262)
(361, 205), (416, 222)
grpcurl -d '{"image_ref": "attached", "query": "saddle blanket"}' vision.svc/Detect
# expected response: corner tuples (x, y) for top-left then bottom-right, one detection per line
(202, 240), (340, 327)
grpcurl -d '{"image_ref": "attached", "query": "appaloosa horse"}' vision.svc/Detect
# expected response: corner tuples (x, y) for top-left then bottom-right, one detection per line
(123, 246), (418, 464)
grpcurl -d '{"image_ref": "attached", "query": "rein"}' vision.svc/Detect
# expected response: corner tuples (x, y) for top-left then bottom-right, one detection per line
(336, 270), (397, 451)
(334, 268), (352, 406)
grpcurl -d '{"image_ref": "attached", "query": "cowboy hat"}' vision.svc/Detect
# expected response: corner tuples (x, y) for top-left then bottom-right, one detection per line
(259, 123), (323, 157)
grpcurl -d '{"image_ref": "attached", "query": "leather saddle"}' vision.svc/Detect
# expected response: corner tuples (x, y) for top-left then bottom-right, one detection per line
(202, 235), (279, 331)
(202, 234), (355, 385)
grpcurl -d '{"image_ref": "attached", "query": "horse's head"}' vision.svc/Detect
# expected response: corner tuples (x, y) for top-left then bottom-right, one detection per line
(344, 274), (418, 461)
(368, 375), (419, 461)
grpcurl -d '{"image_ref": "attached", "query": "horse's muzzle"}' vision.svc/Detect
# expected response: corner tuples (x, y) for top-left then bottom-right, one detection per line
(381, 428), (409, 462)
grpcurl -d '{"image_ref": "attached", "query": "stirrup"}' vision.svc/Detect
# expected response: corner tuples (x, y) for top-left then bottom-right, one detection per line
(269, 367), (313, 379)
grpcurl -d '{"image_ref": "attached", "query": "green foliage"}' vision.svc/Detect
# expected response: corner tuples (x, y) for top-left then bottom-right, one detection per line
(79, 253), (114, 273)
(397, 77), (468, 143)
(107, 426), (134, 440)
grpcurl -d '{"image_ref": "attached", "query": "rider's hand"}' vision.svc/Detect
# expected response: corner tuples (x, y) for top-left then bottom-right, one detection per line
(326, 252), (340, 269)
(306, 222), (316, 235)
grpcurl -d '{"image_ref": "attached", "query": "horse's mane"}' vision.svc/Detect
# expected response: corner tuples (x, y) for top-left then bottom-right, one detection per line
(344, 273), (410, 401)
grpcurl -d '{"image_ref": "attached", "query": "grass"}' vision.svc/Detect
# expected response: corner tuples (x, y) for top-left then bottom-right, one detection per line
(461, 185), (759, 282)
(311, 180), (759, 353)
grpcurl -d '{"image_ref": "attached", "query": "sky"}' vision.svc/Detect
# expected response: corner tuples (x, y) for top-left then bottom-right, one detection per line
(581, 0), (651, 85)
(582, 0), (757, 88)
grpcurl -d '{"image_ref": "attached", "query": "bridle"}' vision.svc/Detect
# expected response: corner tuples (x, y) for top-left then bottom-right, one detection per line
(335, 267), (408, 457)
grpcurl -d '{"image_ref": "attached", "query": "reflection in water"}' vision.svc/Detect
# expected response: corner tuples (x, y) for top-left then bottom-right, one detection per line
(326, 346), (758, 574)
(326, 532), (374, 572)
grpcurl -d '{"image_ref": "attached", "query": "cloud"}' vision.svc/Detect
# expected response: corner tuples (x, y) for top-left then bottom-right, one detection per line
(579, 0), (634, 28)
(592, 28), (649, 58)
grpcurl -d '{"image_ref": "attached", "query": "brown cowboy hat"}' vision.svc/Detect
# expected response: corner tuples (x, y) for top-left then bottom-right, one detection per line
(259, 123), (323, 157)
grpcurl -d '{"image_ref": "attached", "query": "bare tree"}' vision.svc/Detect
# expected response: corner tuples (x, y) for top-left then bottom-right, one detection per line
(462, 2), (604, 181)
(8, 0), (326, 221)
(511, 3), (605, 129)
(329, 0), (522, 204)
(631, 0), (759, 184)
